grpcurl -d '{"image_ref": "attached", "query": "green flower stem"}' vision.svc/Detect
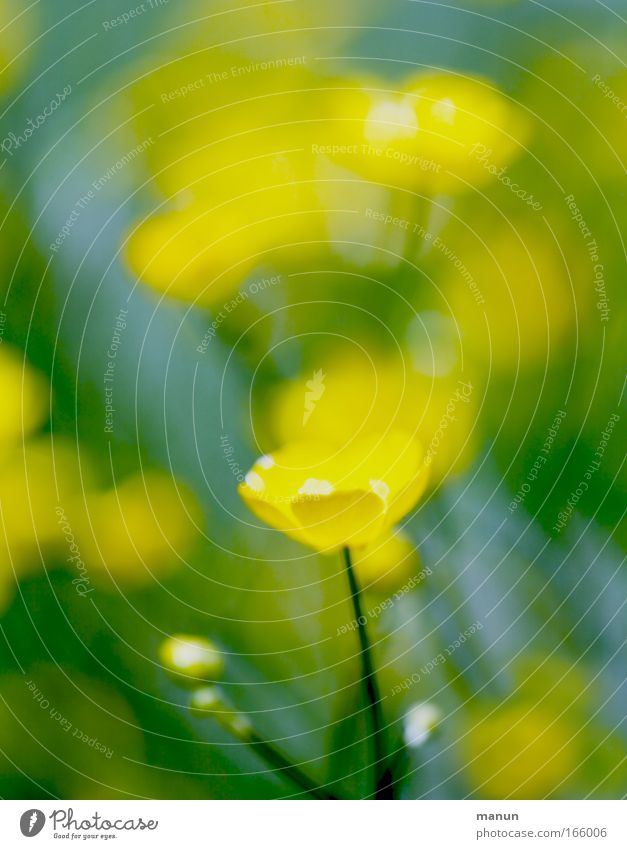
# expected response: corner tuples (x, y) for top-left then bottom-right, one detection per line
(191, 688), (336, 799)
(247, 731), (336, 800)
(342, 547), (393, 799)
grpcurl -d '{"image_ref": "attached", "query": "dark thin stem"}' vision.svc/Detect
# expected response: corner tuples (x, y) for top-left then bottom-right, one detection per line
(249, 731), (336, 800)
(342, 546), (393, 798)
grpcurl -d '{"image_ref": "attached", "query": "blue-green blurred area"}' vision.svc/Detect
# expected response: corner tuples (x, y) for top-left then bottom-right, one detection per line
(0, 0), (625, 799)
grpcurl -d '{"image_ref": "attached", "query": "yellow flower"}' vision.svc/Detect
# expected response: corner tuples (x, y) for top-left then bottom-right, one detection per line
(0, 346), (48, 458)
(408, 73), (529, 188)
(462, 704), (578, 799)
(158, 634), (224, 686)
(353, 527), (421, 593)
(238, 431), (428, 552)
(447, 220), (574, 367)
(125, 188), (324, 307)
(334, 72), (530, 192)
(0, 436), (94, 574)
(76, 472), (202, 585)
(0, 436), (96, 612)
(262, 349), (477, 487)
(123, 60), (367, 306)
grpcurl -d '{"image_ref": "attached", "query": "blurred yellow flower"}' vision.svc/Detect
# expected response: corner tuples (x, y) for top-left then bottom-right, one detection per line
(0, 436), (95, 612)
(238, 431), (428, 552)
(447, 220), (575, 367)
(353, 526), (421, 593)
(159, 634), (224, 686)
(264, 349), (477, 487)
(124, 58), (370, 305)
(462, 704), (578, 799)
(0, 436), (92, 574)
(76, 472), (201, 586)
(125, 187), (323, 307)
(334, 72), (530, 192)
(0, 346), (48, 457)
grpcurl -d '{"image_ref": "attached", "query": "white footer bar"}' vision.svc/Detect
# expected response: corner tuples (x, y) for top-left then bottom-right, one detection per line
(0, 799), (625, 848)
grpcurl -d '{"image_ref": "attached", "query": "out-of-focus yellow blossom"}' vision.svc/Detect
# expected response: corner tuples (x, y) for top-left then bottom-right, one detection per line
(238, 430), (428, 552)
(159, 634), (224, 687)
(0, 437), (93, 575)
(123, 54), (385, 305)
(122, 53), (399, 304)
(121, 57), (529, 305)
(264, 349), (477, 487)
(353, 527), (420, 593)
(76, 472), (201, 586)
(0, 346), (48, 457)
(462, 704), (578, 799)
(0, 438), (200, 607)
(126, 46), (371, 179)
(446, 221), (575, 367)
(0, 436), (96, 612)
(332, 73), (530, 192)
(125, 187), (324, 307)
(129, 67), (368, 204)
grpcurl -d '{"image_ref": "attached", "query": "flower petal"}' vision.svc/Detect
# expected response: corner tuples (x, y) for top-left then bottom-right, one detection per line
(339, 430), (429, 526)
(291, 489), (386, 552)
(238, 431), (428, 550)
(237, 442), (335, 536)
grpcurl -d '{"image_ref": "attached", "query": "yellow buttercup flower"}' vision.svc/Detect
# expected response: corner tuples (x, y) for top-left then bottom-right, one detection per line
(238, 431), (428, 552)
(406, 73), (529, 190)
(333, 72), (530, 192)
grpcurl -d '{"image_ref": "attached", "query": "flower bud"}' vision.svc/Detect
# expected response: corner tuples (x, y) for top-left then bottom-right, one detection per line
(189, 686), (252, 740)
(403, 702), (441, 748)
(158, 634), (224, 687)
